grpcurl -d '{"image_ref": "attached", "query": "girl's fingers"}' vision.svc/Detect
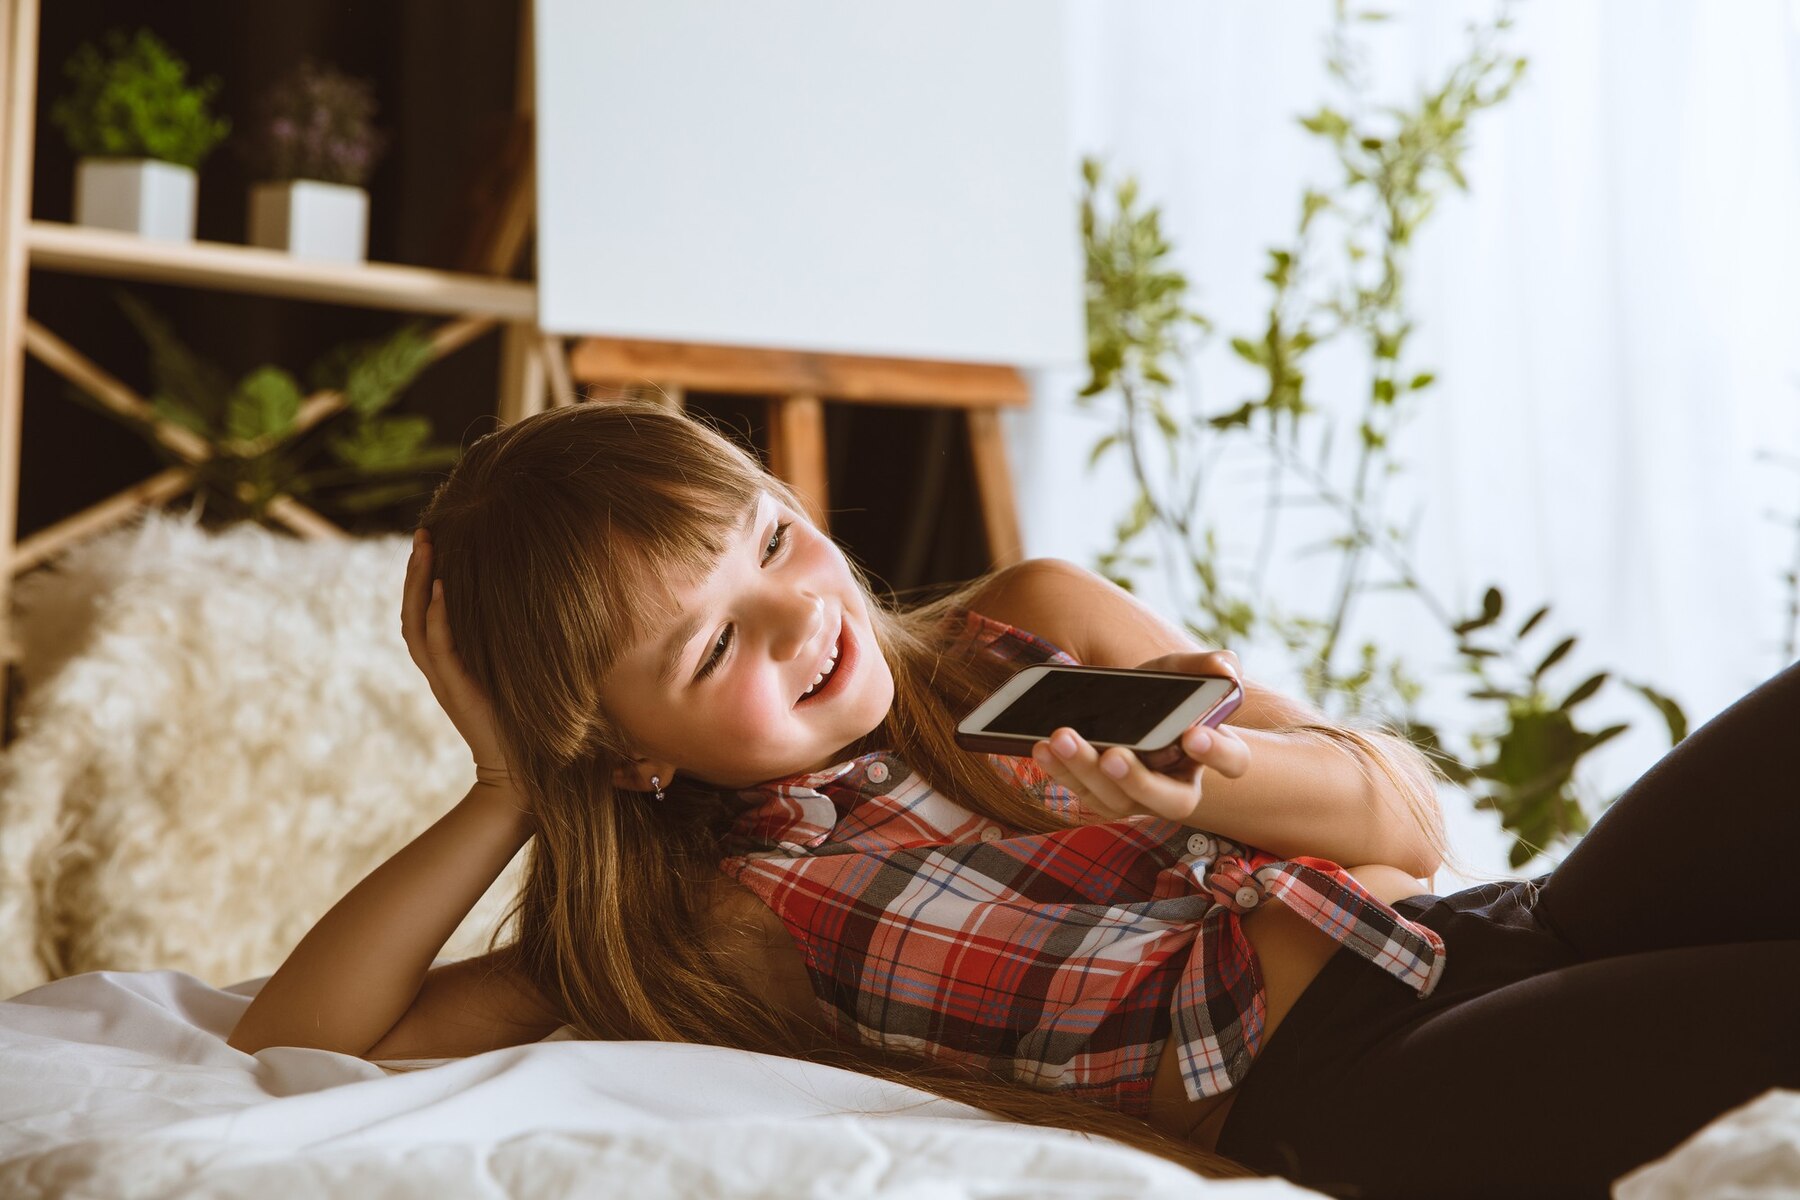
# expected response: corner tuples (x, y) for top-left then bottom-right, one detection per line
(401, 529), (431, 664)
(1032, 739), (1130, 819)
(425, 578), (458, 658)
(1137, 649), (1241, 683)
(1179, 722), (1252, 779)
(1036, 729), (1200, 822)
(423, 578), (490, 713)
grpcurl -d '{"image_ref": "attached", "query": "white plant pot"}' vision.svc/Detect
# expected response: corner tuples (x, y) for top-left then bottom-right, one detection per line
(247, 180), (369, 263)
(73, 158), (197, 241)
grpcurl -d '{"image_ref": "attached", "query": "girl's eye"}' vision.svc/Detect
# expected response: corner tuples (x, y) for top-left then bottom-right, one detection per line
(696, 521), (788, 682)
(696, 625), (733, 680)
(762, 521), (791, 564)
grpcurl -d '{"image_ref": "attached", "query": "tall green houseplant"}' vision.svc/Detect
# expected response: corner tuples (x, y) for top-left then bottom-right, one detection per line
(1080, 3), (1687, 868)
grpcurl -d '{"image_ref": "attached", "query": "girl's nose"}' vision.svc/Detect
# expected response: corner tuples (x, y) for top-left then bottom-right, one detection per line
(768, 589), (825, 661)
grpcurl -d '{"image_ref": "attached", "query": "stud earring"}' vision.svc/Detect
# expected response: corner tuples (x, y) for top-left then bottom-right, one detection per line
(650, 774), (666, 803)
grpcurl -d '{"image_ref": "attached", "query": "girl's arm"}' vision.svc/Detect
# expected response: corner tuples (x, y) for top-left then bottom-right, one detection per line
(231, 527), (562, 1058)
(228, 780), (552, 1057)
(970, 558), (1443, 878)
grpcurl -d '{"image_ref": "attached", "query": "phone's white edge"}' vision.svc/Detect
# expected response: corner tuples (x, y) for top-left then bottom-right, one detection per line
(958, 664), (1057, 733)
(958, 665), (1241, 751)
(1137, 677), (1236, 748)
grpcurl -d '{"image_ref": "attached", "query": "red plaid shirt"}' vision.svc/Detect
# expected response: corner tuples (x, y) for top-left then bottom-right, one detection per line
(717, 611), (1446, 1115)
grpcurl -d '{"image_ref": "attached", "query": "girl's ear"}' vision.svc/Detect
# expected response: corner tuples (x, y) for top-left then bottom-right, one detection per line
(611, 757), (677, 794)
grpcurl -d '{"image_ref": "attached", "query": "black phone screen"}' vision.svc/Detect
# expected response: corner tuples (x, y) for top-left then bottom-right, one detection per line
(983, 671), (1204, 744)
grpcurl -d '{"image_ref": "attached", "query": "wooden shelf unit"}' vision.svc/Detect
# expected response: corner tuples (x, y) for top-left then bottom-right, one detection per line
(0, 0), (562, 709)
(25, 221), (538, 319)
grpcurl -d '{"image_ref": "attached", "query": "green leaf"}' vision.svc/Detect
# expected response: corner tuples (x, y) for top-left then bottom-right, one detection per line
(1456, 587), (1505, 634)
(1230, 336), (1268, 366)
(224, 367), (303, 443)
(1625, 681), (1689, 745)
(327, 414), (433, 471)
(327, 325), (435, 417)
(1584, 723), (1630, 751)
(115, 290), (230, 434)
(1298, 107), (1351, 141)
(1533, 636), (1576, 681)
(1208, 402), (1255, 431)
(1560, 672), (1609, 710)
(1467, 688), (1515, 701)
(1409, 372), (1436, 390)
(1517, 605), (1551, 639)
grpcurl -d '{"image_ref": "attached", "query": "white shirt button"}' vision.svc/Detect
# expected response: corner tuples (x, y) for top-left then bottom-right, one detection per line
(980, 825), (1003, 842)
(1234, 886), (1261, 909)
(1186, 833), (1215, 858)
(866, 762), (890, 783)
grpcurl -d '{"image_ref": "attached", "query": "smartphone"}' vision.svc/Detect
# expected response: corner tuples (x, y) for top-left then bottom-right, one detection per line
(955, 664), (1243, 772)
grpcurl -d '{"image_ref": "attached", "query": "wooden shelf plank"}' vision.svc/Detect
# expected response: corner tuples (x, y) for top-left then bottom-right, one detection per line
(26, 220), (536, 320)
(569, 335), (1030, 408)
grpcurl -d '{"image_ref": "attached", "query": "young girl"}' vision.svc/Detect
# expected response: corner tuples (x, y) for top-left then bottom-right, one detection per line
(230, 400), (1798, 1198)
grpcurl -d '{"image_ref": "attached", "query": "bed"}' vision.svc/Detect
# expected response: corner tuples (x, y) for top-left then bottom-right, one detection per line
(1, 513), (1791, 1198)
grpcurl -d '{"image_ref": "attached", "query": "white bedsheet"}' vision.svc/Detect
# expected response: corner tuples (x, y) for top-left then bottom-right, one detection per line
(1, 971), (1792, 1199)
(0, 971), (1313, 1199)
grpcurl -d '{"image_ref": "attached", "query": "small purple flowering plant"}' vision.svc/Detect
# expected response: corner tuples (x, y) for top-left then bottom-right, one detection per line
(242, 60), (386, 188)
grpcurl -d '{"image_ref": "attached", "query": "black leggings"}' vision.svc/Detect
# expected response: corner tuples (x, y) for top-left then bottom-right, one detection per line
(1213, 659), (1800, 1199)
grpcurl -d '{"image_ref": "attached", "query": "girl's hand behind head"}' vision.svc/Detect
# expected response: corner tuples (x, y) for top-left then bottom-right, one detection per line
(1029, 650), (1251, 824)
(404, 528), (512, 789)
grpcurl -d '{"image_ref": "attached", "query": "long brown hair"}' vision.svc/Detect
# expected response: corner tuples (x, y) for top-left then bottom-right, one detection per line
(423, 399), (1354, 1178)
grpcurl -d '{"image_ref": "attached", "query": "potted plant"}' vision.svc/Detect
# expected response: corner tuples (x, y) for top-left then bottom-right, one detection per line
(100, 290), (460, 527)
(49, 29), (230, 241)
(240, 61), (387, 263)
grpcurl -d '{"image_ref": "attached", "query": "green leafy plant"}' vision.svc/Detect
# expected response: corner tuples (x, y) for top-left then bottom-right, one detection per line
(50, 29), (230, 168)
(1079, 2), (1689, 868)
(241, 60), (387, 187)
(92, 291), (460, 525)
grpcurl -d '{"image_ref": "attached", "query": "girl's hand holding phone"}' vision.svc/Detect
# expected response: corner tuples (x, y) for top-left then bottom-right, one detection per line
(402, 528), (514, 792)
(1028, 650), (1252, 824)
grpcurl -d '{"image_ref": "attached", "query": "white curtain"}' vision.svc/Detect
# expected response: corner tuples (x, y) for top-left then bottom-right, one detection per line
(1014, 0), (1800, 884)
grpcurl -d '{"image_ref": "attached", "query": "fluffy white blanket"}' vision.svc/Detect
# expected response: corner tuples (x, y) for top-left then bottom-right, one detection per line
(0, 512), (513, 995)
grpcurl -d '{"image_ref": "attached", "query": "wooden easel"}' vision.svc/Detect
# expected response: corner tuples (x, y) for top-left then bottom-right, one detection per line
(563, 338), (1027, 566)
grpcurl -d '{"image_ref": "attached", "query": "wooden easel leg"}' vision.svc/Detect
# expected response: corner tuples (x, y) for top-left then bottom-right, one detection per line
(499, 322), (548, 423)
(538, 332), (576, 407)
(767, 392), (829, 529)
(967, 407), (1023, 568)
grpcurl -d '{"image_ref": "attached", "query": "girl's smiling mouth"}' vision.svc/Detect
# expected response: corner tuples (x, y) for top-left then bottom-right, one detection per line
(797, 620), (852, 705)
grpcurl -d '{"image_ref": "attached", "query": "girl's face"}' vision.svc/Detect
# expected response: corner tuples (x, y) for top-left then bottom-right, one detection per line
(601, 491), (896, 790)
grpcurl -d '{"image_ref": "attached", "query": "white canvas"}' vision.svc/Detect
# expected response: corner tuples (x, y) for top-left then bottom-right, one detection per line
(533, 0), (1084, 367)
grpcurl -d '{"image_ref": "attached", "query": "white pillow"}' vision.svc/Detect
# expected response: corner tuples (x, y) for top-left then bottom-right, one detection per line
(0, 510), (521, 998)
